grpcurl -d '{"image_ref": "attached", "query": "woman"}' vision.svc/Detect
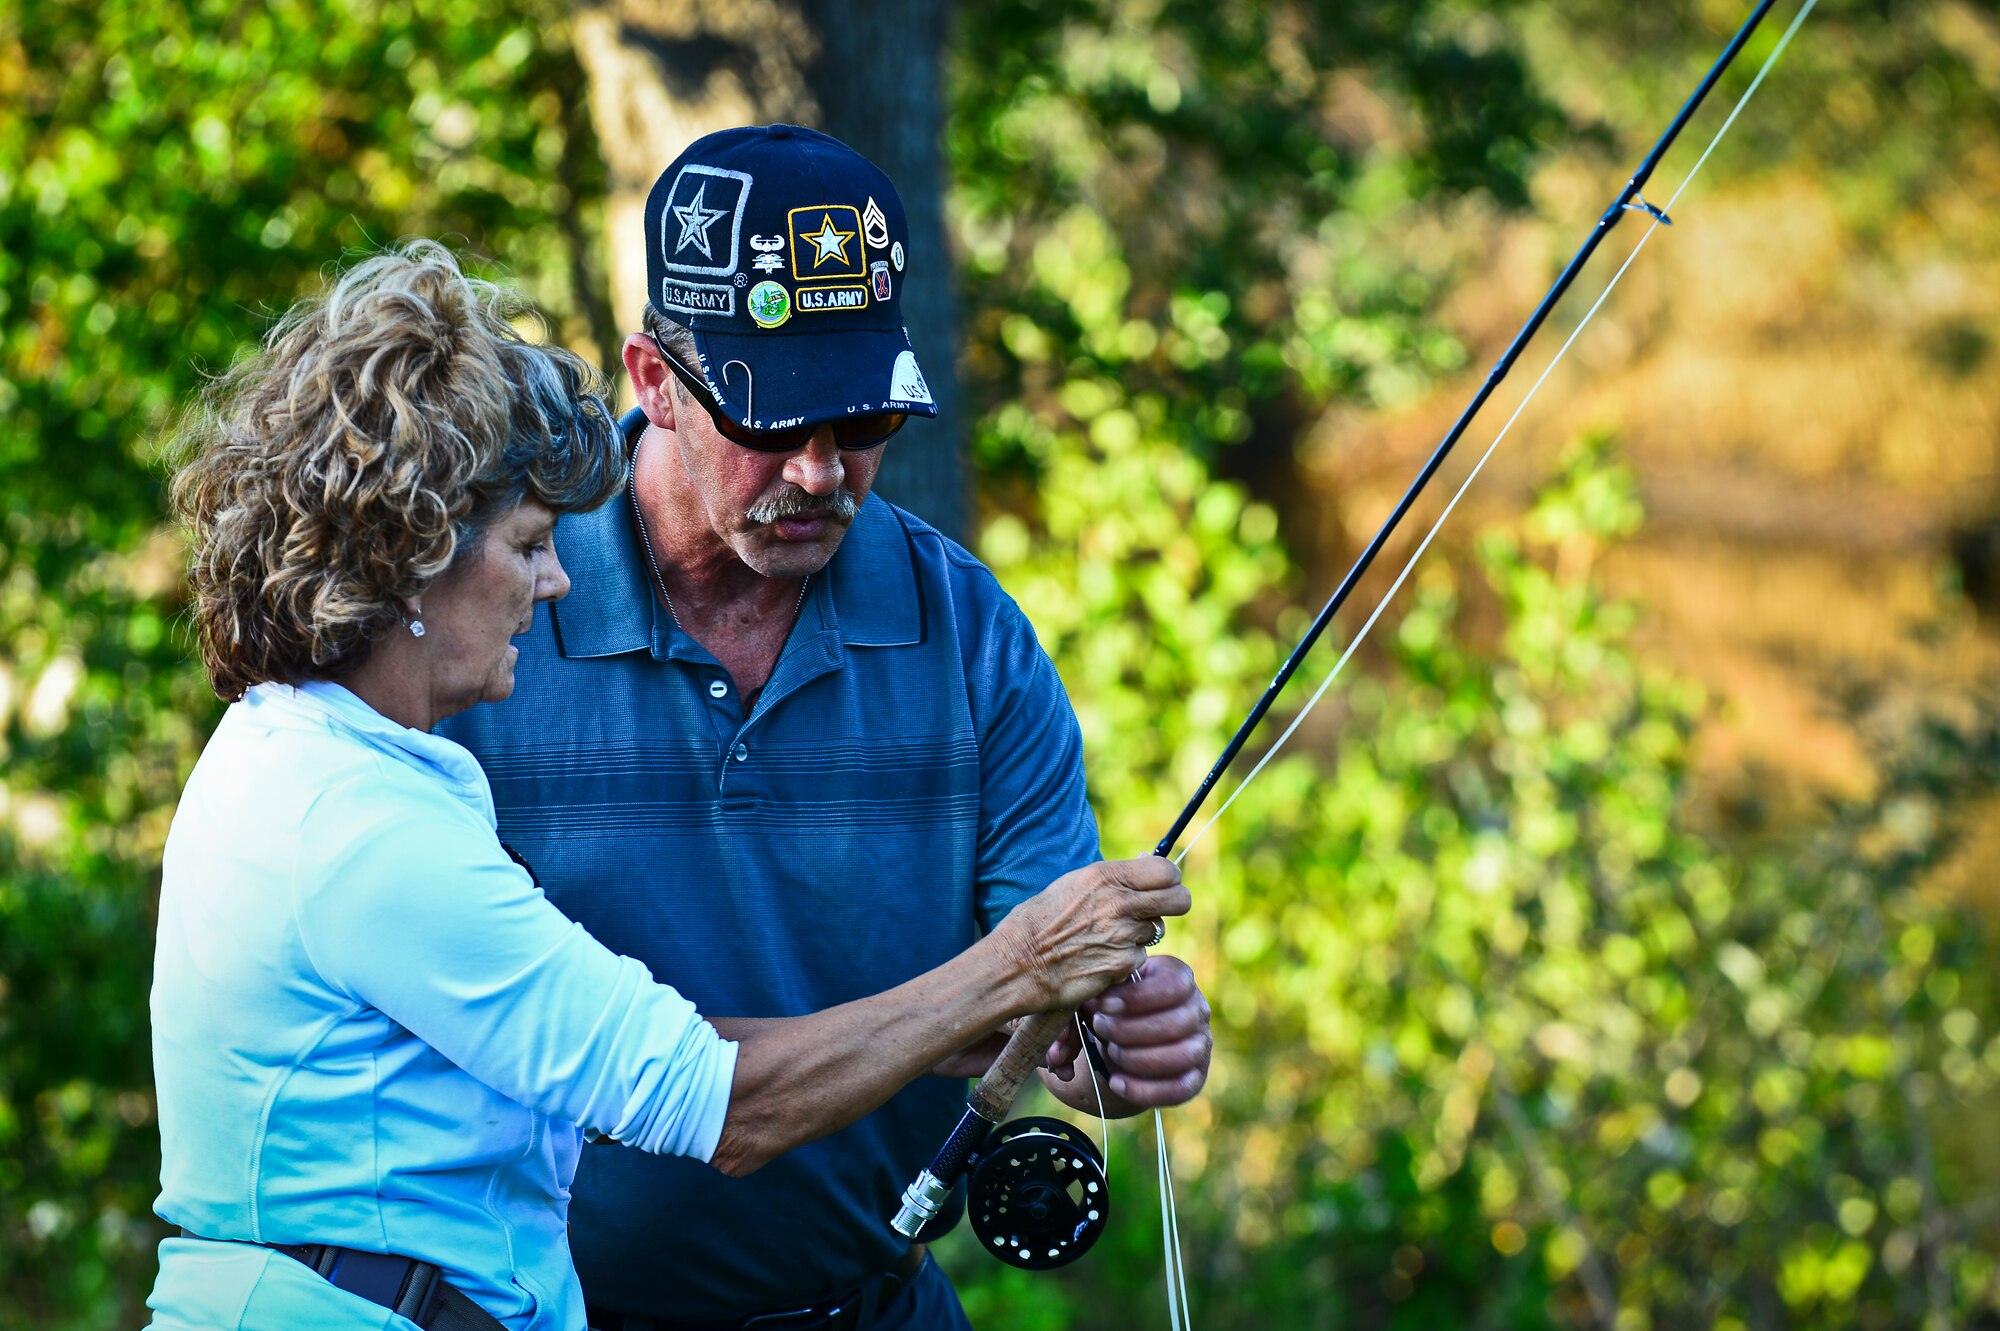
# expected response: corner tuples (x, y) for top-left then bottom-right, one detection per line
(149, 243), (1185, 1331)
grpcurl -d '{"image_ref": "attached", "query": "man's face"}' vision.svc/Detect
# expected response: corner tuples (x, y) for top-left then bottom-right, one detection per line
(660, 375), (886, 580)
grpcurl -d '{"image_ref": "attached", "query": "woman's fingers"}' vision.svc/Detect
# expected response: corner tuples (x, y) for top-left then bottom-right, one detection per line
(1092, 856), (1190, 919)
(1088, 955), (1200, 1015)
(1010, 856), (1194, 1011)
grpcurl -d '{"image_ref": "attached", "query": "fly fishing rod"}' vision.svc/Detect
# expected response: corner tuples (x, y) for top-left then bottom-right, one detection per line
(891, 0), (1791, 1266)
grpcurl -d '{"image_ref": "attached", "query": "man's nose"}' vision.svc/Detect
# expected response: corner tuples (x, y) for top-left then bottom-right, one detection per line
(783, 428), (844, 496)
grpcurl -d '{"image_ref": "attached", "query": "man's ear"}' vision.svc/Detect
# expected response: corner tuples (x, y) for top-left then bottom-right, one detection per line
(622, 332), (679, 432)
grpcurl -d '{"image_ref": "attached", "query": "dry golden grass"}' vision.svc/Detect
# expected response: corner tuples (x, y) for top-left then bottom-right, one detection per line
(1302, 164), (2000, 858)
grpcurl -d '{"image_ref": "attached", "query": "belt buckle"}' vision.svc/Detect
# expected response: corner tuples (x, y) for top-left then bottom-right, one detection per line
(741, 1294), (852, 1331)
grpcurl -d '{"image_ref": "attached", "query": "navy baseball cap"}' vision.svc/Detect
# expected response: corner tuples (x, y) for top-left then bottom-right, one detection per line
(642, 124), (938, 433)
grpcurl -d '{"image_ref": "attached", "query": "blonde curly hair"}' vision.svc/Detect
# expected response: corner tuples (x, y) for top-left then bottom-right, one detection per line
(170, 241), (624, 700)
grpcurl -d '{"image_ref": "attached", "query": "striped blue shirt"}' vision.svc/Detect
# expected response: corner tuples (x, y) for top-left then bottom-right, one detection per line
(440, 457), (1099, 1319)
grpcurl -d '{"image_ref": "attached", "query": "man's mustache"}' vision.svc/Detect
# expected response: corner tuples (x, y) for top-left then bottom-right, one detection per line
(747, 486), (860, 525)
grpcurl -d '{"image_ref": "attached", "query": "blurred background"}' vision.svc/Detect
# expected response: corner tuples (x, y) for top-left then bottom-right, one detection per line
(5, 0), (2000, 1326)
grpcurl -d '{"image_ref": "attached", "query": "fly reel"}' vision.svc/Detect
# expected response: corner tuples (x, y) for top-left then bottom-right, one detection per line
(965, 1116), (1109, 1270)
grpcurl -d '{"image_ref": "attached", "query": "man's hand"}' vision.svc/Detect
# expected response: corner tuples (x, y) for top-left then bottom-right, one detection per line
(1043, 955), (1211, 1114)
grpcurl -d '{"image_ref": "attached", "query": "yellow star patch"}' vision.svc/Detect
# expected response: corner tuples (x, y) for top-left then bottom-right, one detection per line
(802, 213), (853, 267)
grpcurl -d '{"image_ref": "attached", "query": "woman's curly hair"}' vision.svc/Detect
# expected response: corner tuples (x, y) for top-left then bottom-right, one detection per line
(169, 241), (624, 700)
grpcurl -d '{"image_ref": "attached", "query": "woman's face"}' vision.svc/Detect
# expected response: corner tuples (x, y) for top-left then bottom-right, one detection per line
(418, 500), (569, 721)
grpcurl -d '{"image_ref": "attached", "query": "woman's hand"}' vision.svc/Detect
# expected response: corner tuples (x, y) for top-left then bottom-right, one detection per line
(710, 857), (1187, 1175)
(988, 855), (1190, 1013)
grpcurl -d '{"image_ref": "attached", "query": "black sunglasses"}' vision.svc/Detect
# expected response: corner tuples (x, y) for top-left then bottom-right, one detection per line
(652, 332), (907, 454)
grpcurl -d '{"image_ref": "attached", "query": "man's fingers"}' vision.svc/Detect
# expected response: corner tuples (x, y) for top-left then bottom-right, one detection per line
(1043, 1030), (1080, 1082)
(1045, 1025), (1082, 1065)
(1096, 1032), (1212, 1080)
(1107, 1067), (1207, 1108)
(1091, 1001), (1204, 1045)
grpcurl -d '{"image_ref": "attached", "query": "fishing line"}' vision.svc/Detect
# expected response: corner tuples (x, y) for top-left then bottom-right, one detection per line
(1171, 0), (1820, 867)
(1142, 9), (1819, 1325)
(1077, 1012), (1111, 1180)
(891, 7), (1821, 1317)
(1157, 1108), (1190, 1331)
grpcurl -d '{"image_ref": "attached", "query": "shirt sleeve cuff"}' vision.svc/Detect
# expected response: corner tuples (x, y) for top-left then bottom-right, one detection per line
(684, 1030), (738, 1164)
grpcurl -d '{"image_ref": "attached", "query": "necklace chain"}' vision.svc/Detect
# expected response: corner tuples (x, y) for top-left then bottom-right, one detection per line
(626, 445), (809, 636)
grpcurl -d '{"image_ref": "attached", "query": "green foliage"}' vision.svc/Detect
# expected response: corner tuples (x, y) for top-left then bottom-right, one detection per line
(949, 0), (1562, 482)
(937, 4), (2000, 1324)
(0, 0), (602, 1321)
(6, 0), (2000, 1327)
(948, 436), (2000, 1328)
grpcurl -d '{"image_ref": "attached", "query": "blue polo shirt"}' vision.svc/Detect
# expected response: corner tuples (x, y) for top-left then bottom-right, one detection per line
(440, 434), (1099, 1319)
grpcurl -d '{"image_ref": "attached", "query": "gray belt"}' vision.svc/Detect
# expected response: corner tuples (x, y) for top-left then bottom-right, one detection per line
(180, 1228), (505, 1331)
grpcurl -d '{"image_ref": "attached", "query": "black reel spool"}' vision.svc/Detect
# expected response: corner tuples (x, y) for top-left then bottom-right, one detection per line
(966, 1117), (1110, 1270)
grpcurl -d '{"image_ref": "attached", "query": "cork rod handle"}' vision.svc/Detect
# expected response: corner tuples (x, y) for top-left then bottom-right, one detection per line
(967, 1008), (1073, 1123)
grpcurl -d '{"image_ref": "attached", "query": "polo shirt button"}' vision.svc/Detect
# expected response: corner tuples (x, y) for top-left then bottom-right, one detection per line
(709, 680), (729, 699)
(732, 743), (749, 762)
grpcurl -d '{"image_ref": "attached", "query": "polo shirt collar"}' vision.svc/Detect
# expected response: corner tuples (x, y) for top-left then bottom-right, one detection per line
(247, 680), (497, 825)
(550, 416), (921, 660)
(828, 493), (922, 648)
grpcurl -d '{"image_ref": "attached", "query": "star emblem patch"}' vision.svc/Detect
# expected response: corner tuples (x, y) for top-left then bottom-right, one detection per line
(658, 164), (751, 279)
(786, 204), (867, 282)
(803, 213), (853, 267)
(673, 184), (728, 259)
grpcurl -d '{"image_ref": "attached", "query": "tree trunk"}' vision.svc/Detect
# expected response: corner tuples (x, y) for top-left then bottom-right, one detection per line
(571, 0), (966, 542)
(801, 0), (963, 543)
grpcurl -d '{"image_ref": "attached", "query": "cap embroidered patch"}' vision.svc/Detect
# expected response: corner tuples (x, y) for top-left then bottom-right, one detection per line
(749, 233), (786, 273)
(660, 277), (734, 318)
(659, 165), (752, 279)
(890, 350), (933, 405)
(798, 285), (868, 313)
(862, 196), (891, 249)
(790, 206), (866, 280)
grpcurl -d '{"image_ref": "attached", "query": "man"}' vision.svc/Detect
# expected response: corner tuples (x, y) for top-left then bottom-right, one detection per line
(444, 124), (1213, 1330)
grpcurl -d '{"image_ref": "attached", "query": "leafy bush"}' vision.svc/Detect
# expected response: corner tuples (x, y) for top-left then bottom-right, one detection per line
(945, 433), (2000, 1329)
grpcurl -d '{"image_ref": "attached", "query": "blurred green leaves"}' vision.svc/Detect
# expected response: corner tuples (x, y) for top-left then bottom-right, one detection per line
(0, 0), (603, 1321)
(950, 426), (2000, 1328)
(938, 4), (2000, 1324)
(5, 0), (2000, 1327)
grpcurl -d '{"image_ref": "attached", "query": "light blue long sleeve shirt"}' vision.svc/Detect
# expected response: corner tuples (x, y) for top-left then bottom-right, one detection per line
(147, 681), (738, 1331)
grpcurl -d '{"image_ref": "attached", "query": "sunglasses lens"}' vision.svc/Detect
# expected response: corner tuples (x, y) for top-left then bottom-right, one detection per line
(832, 414), (908, 450)
(659, 344), (909, 452)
